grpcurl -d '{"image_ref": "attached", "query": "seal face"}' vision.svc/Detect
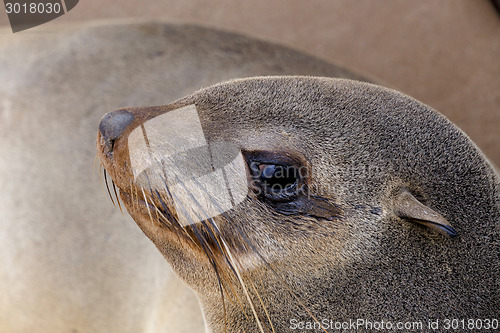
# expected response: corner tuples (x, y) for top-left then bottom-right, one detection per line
(97, 76), (499, 332)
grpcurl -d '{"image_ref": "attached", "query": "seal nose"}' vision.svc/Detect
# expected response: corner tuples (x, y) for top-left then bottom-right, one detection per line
(99, 109), (135, 152)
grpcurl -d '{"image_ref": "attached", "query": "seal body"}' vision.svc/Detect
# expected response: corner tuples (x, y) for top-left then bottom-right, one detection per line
(98, 76), (499, 332)
(0, 22), (363, 332)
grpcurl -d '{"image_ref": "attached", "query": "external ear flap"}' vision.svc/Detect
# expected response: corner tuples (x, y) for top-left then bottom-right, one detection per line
(394, 190), (458, 237)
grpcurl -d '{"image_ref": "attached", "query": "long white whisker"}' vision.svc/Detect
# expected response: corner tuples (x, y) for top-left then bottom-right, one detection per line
(141, 186), (155, 227)
(187, 176), (270, 333)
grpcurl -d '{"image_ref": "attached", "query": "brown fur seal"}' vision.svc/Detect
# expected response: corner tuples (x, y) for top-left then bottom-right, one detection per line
(98, 76), (499, 332)
(0, 22), (364, 332)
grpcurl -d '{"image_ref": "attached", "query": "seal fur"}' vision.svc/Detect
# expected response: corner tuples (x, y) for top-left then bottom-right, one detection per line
(98, 76), (499, 332)
(0, 22), (366, 332)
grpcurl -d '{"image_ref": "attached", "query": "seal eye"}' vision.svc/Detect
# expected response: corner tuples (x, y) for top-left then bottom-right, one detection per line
(260, 164), (297, 190)
(251, 162), (300, 202)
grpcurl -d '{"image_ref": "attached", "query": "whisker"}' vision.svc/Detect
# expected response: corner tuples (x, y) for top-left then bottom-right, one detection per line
(218, 235), (267, 333)
(190, 175), (323, 332)
(230, 222), (329, 333)
(103, 169), (116, 207)
(170, 198), (232, 332)
(142, 156), (270, 332)
(153, 189), (199, 245)
(140, 169), (197, 245)
(170, 173), (239, 276)
(143, 171), (178, 229)
(186, 177), (269, 333)
(140, 186), (155, 227)
(246, 274), (275, 333)
(165, 180), (252, 332)
(112, 181), (123, 214)
(189, 174), (322, 331)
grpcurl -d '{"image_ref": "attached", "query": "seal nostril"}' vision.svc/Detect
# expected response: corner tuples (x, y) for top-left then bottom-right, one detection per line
(99, 109), (135, 152)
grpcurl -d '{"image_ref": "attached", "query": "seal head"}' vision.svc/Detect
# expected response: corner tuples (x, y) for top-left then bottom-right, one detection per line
(97, 76), (499, 332)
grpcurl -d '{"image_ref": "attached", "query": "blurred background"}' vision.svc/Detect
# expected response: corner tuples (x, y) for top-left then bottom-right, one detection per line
(1, 0), (499, 165)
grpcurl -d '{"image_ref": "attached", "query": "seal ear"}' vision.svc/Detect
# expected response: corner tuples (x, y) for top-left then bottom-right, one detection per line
(393, 190), (458, 237)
